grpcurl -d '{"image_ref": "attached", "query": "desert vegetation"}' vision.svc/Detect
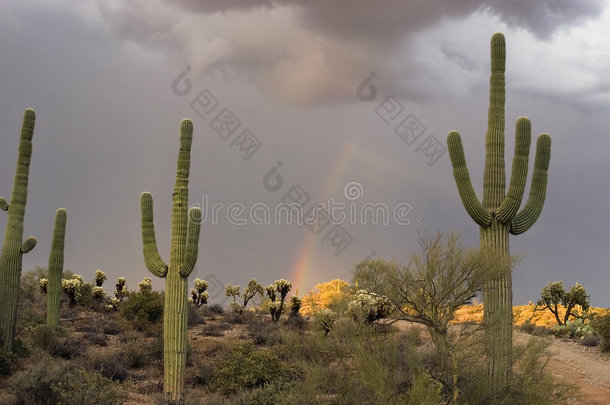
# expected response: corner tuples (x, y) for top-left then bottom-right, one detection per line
(1, 31), (609, 405)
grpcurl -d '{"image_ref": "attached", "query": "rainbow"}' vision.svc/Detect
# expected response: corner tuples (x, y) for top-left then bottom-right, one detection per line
(290, 141), (357, 294)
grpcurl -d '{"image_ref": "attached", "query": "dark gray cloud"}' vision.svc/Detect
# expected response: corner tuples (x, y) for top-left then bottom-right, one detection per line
(94, 0), (608, 107)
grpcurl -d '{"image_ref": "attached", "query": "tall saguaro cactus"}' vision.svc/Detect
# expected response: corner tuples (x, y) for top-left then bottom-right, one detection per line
(47, 209), (67, 327)
(0, 109), (38, 350)
(140, 119), (201, 404)
(446, 33), (551, 392)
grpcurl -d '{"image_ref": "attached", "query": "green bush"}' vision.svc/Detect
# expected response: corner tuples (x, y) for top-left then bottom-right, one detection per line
(591, 314), (610, 352)
(553, 319), (593, 339)
(12, 356), (68, 404)
(120, 289), (164, 325)
(52, 367), (127, 405)
(213, 343), (283, 394)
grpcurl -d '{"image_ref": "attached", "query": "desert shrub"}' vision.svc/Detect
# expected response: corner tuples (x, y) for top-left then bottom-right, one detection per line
(49, 336), (86, 359)
(120, 340), (151, 368)
(204, 303), (224, 316)
(120, 289), (164, 325)
(213, 343), (283, 394)
(20, 267), (48, 302)
(16, 306), (45, 329)
(580, 334), (600, 347)
(517, 320), (536, 334)
(84, 332), (107, 346)
(53, 367), (127, 405)
(29, 324), (65, 352)
(591, 313), (610, 352)
(200, 324), (226, 337)
(553, 319), (593, 339)
(188, 304), (207, 326)
(247, 320), (282, 346)
(12, 356), (68, 404)
(404, 373), (443, 405)
(190, 356), (215, 385)
(285, 312), (307, 329)
(103, 317), (131, 335)
(83, 350), (129, 382)
(457, 337), (572, 405)
(313, 308), (337, 336)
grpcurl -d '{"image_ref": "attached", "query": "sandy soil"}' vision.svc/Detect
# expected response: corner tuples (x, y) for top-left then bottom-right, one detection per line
(514, 331), (610, 405)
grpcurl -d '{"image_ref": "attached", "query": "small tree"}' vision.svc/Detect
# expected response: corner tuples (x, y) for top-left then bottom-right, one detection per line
(352, 232), (499, 401)
(225, 284), (241, 312)
(94, 269), (107, 287)
(537, 281), (590, 326)
(190, 278), (209, 308)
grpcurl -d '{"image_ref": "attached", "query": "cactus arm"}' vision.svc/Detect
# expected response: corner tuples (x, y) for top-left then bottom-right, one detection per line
(179, 207), (201, 277)
(140, 192), (168, 277)
(0, 198), (7, 211)
(510, 134), (551, 235)
(495, 117), (531, 223)
(20, 236), (37, 254)
(482, 33), (507, 210)
(447, 131), (492, 227)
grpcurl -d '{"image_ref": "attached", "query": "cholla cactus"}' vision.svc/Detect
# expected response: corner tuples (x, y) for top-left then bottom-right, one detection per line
(62, 277), (82, 306)
(92, 286), (106, 302)
(115, 277), (127, 301)
(39, 278), (48, 294)
(139, 277), (153, 292)
(225, 284), (241, 302)
(228, 301), (242, 314)
(289, 296), (302, 317)
(348, 289), (394, 324)
(241, 279), (264, 311)
(106, 297), (120, 311)
(314, 308), (336, 336)
(190, 278), (209, 308)
(95, 269), (107, 287)
(266, 279), (292, 322)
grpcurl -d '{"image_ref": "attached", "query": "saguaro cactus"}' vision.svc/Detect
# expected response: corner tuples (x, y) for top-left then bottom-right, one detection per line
(446, 33), (551, 392)
(140, 118), (201, 404)
(47, 209), (67, 327)
(0, 109), (38, 350)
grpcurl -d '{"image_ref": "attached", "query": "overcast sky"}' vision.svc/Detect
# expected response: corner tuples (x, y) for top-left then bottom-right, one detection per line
(1, 0), (609, 306)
